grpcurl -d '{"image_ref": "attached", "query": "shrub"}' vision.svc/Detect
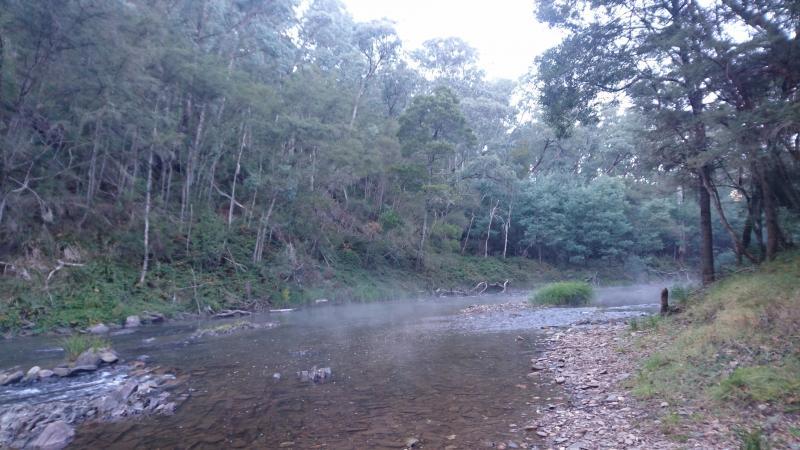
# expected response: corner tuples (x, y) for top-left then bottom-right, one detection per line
(530, 281), (593, 306)
(670, 284), (692, 304)
(61, 335), (111, 361)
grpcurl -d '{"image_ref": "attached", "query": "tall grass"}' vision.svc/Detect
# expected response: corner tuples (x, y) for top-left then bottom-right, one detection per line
(633, 252), (800, 412)
(530, 281), (594, 306)
(61, 335), (111, 361)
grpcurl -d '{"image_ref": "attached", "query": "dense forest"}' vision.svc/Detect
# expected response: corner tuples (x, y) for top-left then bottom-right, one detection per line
(0, 0), (797, 331)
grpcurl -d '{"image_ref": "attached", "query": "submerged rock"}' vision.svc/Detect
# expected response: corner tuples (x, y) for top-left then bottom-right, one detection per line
(297, 366), (332, 384)
(28, 421), (74, 450)
(190, 320), (275, 339)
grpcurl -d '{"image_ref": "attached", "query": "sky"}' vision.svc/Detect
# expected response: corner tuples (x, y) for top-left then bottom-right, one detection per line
(340, 0), (563, 81)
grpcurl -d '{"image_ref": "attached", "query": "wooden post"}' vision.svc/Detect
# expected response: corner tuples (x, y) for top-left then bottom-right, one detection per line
(660, 288), (669, 316)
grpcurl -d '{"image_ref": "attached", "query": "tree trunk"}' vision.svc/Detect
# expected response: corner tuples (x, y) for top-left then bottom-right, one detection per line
(227, 123), (247, 228)
(418, 207), (428, 268)
(698, 166), (715, 285)
(181, 104), (206, 224)
(484, 199), (500, 258)
(0, 33), (4, 109)
(253, 195), (276, 264)
(86, 120), (102, 206)
(461, 212), (475, 255)
(349, 82), (367, 129)
(503, 193), (515, 259)
(139, 147), (154, 285)
(756, 161), (780, 260)
(701, 170), (758, 264)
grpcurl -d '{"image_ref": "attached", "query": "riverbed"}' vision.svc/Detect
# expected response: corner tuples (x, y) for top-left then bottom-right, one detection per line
(0, 285), (664, 449)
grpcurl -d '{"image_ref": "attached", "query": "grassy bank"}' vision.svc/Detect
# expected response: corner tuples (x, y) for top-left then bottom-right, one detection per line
(0, 253), (572, 335)
(630, 252), (800, 443)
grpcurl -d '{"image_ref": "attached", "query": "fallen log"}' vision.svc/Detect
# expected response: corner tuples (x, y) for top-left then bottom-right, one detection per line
(435, 280), (509, 297)
(214, 309), (252, 319)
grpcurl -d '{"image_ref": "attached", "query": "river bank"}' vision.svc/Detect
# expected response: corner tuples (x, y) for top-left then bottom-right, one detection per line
(0, 250), (680, 337)
(527, 273), (800, 450)
(529, 324), (742, 449)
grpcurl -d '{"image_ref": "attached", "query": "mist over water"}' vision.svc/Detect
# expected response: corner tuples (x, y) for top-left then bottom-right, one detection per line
(1, 287), (666, 448)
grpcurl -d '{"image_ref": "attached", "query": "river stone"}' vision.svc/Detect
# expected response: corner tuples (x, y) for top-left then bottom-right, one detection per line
(24, 366), (41, 382)
(154, 402), (176, 415)
(53, 367), (71, 377)
(117, 380), (138, 400)
(67, 365), (98, 376)
(28, 421), (74, 450)
(74, 349), (102, 367)
(99, 350), (118, 364)
(38, 369), (54, 379)
(88, 323), (110, 334)
(141, 312), (165, 324)
(93, 391), (122, 414)
(0, 370), (23, 385)
(125, 315), (141, 328)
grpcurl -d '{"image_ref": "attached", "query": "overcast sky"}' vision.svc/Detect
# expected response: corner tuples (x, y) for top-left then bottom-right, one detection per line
(340, 0), (563, 81)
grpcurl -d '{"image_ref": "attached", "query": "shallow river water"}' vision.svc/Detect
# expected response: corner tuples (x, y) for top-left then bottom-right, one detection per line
(0, 285), (664, 449)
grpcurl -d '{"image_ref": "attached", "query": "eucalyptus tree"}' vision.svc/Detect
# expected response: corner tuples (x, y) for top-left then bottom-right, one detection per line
(535, 0), (728, 283)
(398, 87), (476, 265)
(349, 20), (401, 128)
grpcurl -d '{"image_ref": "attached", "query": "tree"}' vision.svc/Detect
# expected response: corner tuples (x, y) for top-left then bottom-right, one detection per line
(398, 87), (475, 265)
(535, 0), (725, 283)
(349, 20), (401, 128)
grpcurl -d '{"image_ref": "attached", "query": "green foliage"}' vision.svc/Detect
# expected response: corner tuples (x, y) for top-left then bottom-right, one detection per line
(714, 364), (800, 404)
(379, 210), (403, 231)
(632, 253), (800, 412)
(61, 335), (111, 361)
(0, 0), (796, 337)
(629, 315), (662, 331)
(670, 285), (692, 304)
(736, 428), (768, 450)
(530, 281), (593, 306)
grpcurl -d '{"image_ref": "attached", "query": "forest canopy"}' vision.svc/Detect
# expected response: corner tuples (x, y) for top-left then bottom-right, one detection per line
(0, 0), (797, 323)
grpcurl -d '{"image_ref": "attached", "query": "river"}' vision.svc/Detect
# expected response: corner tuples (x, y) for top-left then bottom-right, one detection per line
(0, 285), (664, 449)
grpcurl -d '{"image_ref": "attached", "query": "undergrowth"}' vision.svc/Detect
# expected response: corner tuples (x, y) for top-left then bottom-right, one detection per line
(632, 252), (800, 412)
(0, 250), (571, 334)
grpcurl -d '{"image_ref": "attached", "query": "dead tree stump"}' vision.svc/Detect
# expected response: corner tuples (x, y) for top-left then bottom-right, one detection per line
(660, 287), (669, 316)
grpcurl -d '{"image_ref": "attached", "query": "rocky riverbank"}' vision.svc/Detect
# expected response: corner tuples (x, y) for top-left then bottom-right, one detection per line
(525, 324), (795, 449)
(0, 355), (187, 449)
